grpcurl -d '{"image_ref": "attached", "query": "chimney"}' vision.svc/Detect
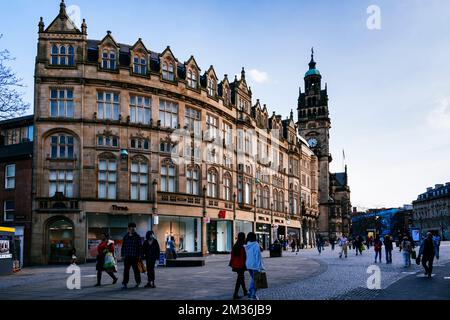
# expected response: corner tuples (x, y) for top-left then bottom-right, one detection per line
(435, 184), (444, 189)
(426, 187), (433, 192)
(445, 182), (450, 187)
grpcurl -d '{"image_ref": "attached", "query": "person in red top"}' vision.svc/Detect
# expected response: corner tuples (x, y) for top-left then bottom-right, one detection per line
(229, 232), (248, 300)
(95, 233), (118, 286)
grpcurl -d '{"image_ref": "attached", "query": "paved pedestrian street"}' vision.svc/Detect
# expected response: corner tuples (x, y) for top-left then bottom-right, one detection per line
(1, 242), (449, 300)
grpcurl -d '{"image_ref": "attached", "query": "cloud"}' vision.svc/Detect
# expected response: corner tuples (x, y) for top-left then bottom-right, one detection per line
(427, 97), (450, 130)
(248, 69), (269, 84)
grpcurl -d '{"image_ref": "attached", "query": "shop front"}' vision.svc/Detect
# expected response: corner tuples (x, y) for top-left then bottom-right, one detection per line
(155, 215), (202, 257)
(256, 223), (271, 250)
(0, 227), (15, 275)
(235, 220), (253, 239)
(87, 213), (152, 260)
(287, 227), (301, 240)
(207, 220), (232, 254)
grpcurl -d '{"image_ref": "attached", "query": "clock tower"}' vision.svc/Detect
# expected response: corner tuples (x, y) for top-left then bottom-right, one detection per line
(297, 49), (332, 239)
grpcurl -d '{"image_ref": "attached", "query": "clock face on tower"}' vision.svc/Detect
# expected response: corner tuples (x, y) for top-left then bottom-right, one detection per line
(307, 138), (318, 148)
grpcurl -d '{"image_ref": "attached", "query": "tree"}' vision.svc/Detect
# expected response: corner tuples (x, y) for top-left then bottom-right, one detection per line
(0, 35), (30, 120)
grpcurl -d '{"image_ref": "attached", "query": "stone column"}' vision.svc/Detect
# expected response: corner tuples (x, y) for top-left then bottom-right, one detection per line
(202, 185), (208, 256)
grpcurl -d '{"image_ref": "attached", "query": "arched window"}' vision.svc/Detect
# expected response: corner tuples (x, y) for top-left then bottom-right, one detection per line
(278, 191), (284, 212)
(186, 165), (200, 195)
(223, 172), (232, 201)
(162, 61), (175, 81)
(257, 186), (263, 208)
(207, 168), (218, 198)
(102, 50), (116, 70)
(160, 160), (176, 192)
(187, 69), (197, 88)
(131, 159), (148, 200)
(273, 189), (278, 210)
(208, 78), (216, 96)
(50, 134), (74, 159)
(98, 158), (117, 199)
(133, 55), (147, 75)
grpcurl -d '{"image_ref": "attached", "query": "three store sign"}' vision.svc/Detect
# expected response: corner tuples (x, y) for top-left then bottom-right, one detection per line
(204, 210), (227, 223)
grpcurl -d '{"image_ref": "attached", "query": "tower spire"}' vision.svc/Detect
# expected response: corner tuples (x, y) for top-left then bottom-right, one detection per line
(309, 47), (316, 70)
(59, 0), (67, 17)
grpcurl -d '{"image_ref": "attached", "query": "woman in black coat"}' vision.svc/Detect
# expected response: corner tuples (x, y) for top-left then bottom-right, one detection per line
(143, 231), (160, 288)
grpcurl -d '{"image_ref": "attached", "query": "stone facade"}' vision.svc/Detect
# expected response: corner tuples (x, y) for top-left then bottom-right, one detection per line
(413, 183), (450, 240)
(30, 1), (320, 264)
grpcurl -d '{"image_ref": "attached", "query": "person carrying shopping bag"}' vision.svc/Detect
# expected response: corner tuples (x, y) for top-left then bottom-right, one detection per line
(95, 233), (118, 286)
(229, 232), (248, 300)
(244, 232), (264, 300)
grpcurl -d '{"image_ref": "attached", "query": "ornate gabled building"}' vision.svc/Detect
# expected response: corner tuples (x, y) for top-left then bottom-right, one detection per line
(30, 1), (320, 264)
(297, 50), (351, 240)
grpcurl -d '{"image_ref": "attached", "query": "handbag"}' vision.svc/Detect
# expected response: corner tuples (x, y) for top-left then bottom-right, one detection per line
(137, 258), (147, 273)
(411, 250), (416, 260)
(415, 256), (421, 265)
(103, 252), (116, 271)
(254, 271), (268, 289)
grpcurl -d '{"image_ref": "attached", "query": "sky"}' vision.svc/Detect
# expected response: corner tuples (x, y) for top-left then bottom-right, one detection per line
(1, 0), (450, 209)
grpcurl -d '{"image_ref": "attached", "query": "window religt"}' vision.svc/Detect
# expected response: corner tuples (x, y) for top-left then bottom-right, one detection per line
(50, 89), (74, 118)
(97, 92), (120, 120)
(51, 44), (75, 66)
(51, 135), (74, 159)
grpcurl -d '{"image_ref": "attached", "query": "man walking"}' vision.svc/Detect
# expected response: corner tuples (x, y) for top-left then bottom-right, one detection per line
(121, 222), (143, 289)
(373, 235), (383, 263)
(384, 235), (393, 264)
(338, 235), (348, 258)
(418, 232), (439, 278)
(400, 236), (412, 268)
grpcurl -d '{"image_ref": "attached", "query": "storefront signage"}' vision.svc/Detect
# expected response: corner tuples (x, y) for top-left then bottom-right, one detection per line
(0, 253), (12, 259)
(112, 205), (128, 211)
(218, 210), (226, 219)
(204, 216), (210, 224)
(153, 215), (159, 225)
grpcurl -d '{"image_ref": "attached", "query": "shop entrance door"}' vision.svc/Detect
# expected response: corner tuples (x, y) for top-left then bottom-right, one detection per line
(256, 233), (270, 250)
(48, 218), (74, 264)
(207, 221), (217, 253)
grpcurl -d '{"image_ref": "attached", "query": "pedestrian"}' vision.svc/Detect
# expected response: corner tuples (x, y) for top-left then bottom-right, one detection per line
(296, 238), (301, 252)
(330, 237), (335, 251)
(121, 222), (143, 289)
(365, 237), (370, 250)
(399, 236), (412, 268)
(418, 232), (440, 278)
(384, 235), (393, 264)
(374, 235), (382, 263)
(316, 235), (322, 254)
(70, 247), (77, 265)
(290, 239), (296, 253)
(244, 232), (264, 300)
(95, 233), (118, 286)
(355, 236), (363, 255)
(432, 234), (441, 258)
(229, 232), (248, 300)
(142, 230), (160, 288)
(338, 234), (348, 258)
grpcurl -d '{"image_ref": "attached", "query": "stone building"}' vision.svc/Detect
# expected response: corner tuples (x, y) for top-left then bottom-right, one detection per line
(413, 183), (450, 240)
(297, 51), (352, 240)
(30, 1), (320, 264)
(0, 115), (34, 267)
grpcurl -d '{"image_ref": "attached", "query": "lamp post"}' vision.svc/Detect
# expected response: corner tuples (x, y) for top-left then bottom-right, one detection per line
(202, 185), (207, 256)
(253, 198), (257, 235)
(232, 192), (237, 241)
(270, 202), (274, 243)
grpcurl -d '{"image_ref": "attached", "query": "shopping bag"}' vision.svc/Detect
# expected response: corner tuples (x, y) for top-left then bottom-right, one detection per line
(254, 271), (268, 289)
(103, 252), (116, 271)
(137, 258), (147, 273)
(411, 250), (416, 260)
(415, 256), (421, 265)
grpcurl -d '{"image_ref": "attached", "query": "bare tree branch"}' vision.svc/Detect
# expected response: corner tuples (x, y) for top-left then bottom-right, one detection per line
(0, 34), (30, 120)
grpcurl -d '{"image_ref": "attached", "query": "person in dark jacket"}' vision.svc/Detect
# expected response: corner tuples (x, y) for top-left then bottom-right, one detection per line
(354, 236), (363, 255)
(384, 235), (393, 263)
(229, 232), (248, 300)
(95, 233), (118, 286)
(121, 222), (143, 289)
(418, 232), (440, 278)
(143, 230), (160, 288)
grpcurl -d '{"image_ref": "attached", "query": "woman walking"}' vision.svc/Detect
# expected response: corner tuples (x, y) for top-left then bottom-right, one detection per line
(95, 233), (118, 286)
(245, 232), (264, 300)
(143, 231), (160, 288)
(400, 236), (412, 267)
(374, 235), (383, 263)
(229, 232), (248, 299)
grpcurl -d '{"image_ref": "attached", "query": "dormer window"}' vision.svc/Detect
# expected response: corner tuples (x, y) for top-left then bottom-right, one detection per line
(208, 78), (216, 97)
(51, 45), (75, 66)
(102, 50), (116, 70)
(187, 69), (197, 88)
(133, 56), (147, 75)
(162, 61), (175, 81)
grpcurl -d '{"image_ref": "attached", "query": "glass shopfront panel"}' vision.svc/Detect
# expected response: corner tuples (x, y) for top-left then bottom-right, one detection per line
(157, 216), (201, 254)
(207, 220), (232, 253)
(87, 214), (151, 260)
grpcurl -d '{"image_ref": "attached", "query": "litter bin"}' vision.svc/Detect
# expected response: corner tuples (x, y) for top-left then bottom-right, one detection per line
(269, 242), (282, 257)
(0, 227), (15, 276)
